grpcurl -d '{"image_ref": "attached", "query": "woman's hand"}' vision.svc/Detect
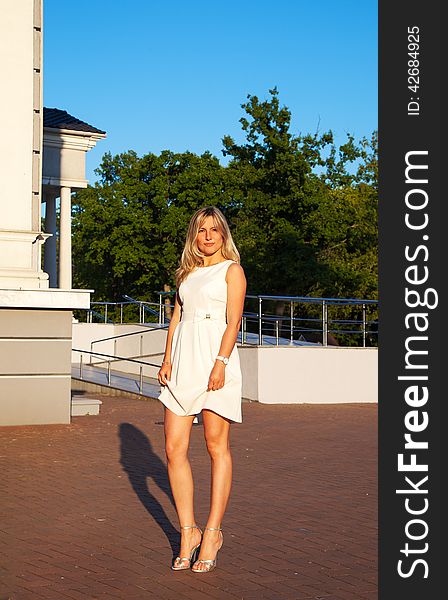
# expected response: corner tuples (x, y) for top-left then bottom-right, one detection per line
(158, 362), (172, 386)
(207, 361), (226, 391)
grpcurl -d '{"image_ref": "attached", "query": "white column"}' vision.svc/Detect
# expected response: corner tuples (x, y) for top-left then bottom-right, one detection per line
(58, 186), (72, 289)
(44, 193), (57, 287)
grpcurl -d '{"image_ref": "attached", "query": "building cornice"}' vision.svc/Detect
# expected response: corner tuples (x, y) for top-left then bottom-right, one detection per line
(43, 127), (106, 152)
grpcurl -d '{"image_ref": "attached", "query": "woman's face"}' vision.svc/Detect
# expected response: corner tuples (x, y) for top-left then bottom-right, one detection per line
(196, 216), (224, 257)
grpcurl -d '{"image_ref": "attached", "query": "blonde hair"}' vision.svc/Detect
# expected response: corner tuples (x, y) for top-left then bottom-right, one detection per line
(175, 206), (240, 287)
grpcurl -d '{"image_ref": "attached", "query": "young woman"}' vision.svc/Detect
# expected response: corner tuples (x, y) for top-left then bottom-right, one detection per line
(157, 205), (246, 573)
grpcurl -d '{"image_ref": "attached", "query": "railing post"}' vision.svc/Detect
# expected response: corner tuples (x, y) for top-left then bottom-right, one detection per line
(290, 301), (294, 345)
(139, 365), (143, 394)
(80, 354), (83, 379)
(159, 293), (163, 325)
(258, 297), (262, 346)
(362, 303), (367, 348)
(107, 361), (111, 385)
(105, 303), (108, 324)
(322, 300), (328, 347)
(120, 303), (123, 324)
(275, 320), (279, 346)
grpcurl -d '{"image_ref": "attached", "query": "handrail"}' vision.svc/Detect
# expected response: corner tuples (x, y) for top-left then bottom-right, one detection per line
(245, 294), (378, 305)
(73, 348), (160, 395)
(123, 294), (159, 313)
(157, 290), (378, 305)
(73, 348), (159, 367)
(91, 324), (168, 346)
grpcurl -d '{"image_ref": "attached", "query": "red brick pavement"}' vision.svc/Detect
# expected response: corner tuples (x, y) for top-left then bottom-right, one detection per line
(1, 395), (377, 600)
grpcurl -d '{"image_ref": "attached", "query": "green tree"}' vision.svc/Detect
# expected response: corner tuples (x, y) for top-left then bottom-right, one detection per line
(222, 87), (325, 296)
(72, 149), (228, 303)
(221, 88), (377, 343)
(72, 88), (377, 340)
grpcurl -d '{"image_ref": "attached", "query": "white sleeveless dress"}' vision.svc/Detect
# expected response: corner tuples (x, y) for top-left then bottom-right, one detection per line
(157, 259), (243, 423)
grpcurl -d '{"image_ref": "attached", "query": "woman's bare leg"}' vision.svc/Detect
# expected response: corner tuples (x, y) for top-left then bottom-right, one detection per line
(164, 408), (201, 562)
(193, 409), (232, 570)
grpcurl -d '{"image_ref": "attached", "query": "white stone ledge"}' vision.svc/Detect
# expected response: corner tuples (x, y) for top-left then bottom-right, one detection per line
(0, 288), (93, 309)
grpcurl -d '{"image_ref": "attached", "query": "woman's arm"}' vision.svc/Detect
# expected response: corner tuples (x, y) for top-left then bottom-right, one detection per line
(207, 263), (247, 391)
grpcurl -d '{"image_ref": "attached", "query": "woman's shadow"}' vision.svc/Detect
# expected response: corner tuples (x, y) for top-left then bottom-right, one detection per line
(118, 422), (179, 557)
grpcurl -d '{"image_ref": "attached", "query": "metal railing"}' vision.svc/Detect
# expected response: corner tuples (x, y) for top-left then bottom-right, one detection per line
(78, 292), (378, 348)
(73, 348), (160, 395)
(156, 291), (378, 348)
(85, 296), (160, 324)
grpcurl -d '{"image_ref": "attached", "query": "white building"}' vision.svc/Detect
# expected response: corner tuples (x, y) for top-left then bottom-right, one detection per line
(0, 0), (105, 425)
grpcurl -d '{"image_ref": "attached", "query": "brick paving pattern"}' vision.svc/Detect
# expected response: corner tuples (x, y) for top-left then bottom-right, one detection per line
(1, 396), (377, 600)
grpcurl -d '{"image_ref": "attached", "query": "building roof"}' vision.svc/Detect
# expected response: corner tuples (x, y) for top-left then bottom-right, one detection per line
(43, 108), (106, 134)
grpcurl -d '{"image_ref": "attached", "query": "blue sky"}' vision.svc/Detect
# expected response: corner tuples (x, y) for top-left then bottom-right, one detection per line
(43, 0), (377, 184)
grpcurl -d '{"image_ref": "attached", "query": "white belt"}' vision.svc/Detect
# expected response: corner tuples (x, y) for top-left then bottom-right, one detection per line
(181, 307), (226, 323)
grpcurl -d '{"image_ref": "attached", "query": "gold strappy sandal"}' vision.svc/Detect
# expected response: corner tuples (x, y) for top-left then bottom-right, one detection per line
(171, 524), (203, 570)
(191, 526), (223, 573)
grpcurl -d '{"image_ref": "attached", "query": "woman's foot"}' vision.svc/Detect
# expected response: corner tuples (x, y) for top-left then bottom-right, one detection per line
(172, 524), (202, 570)
(191, 526), (223, 572)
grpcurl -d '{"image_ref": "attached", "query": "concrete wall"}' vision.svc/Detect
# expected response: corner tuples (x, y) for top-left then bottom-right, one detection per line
(0, 309), (73, 426)
(240, 345), (378, 404)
